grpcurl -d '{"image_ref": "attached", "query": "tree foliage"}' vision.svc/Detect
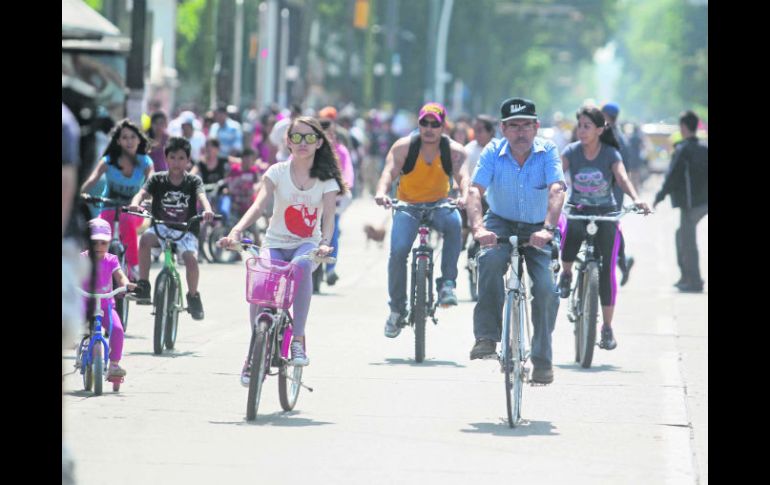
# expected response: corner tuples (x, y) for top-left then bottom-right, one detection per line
(615, 0), (708, 122)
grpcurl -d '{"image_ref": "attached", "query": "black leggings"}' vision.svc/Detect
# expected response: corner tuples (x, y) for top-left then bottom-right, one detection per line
(560, 220), (622, 307)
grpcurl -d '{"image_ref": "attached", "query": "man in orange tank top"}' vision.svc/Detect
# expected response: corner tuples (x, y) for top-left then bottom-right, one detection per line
(374, 102), (470, 338)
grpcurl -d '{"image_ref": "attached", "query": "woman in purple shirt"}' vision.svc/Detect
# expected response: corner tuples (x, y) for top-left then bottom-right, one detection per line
(558, 106), (651, 350)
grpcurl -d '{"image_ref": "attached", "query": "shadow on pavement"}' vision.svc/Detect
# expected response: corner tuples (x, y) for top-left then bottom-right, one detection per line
(210, 411), (333, 427)
(64, 389), (121, 398)
(554, 363), (640, 373)
(125, 351), (200, 358)
(124, 335), (147, 340)
(461, 420), (558, 437)
(370, 358), (466, 368)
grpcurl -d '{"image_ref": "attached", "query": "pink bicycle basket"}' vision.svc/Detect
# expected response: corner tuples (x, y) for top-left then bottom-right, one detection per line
(245, 257), (303, 309)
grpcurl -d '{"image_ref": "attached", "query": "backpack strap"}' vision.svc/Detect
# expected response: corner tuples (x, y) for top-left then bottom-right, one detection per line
(439, 134), (452, 177)
(402, 133), (422, 175)
(402, 133), (453, 177)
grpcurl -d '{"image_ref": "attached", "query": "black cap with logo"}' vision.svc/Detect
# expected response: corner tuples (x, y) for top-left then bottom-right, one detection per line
(500, 97), (538, 122)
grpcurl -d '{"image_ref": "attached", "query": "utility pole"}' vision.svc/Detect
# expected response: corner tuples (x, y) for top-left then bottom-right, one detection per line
(277, 8), (290, 108)
(435, 0), (454, 107)
(424, 0), (439, 103)
(126, 0), (146, 125)
(233, 0), (244, 107)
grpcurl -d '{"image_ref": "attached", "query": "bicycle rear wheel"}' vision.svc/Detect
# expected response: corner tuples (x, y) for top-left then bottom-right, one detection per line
(246, 319), (271, 421)
(92, 342), (104, 396)
(153, 272), (170, 354)
(164, 278), (180, 350)
(413, 257), (428, 363)
(578, 262), (599, 368)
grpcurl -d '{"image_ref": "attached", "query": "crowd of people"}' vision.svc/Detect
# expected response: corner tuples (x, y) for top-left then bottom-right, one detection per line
(63, 93), (707, 393)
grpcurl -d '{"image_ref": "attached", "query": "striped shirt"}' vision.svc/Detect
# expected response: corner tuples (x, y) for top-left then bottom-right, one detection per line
(472, 137), (564, 223)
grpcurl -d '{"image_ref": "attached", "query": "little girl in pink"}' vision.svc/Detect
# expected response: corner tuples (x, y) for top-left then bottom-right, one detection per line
(81, 219), (136, 378)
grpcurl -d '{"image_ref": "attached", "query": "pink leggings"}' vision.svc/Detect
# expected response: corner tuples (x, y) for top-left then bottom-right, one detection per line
(99, 210), (143, 267)
(101, 305), (125, 362)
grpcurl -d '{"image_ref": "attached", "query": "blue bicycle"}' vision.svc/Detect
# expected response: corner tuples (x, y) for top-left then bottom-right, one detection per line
(80, 194), (134, 332)
(75, 286), (129, 394)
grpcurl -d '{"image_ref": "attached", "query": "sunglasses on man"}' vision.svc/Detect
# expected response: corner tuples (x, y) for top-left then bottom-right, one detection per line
(419, 119), (442, 129)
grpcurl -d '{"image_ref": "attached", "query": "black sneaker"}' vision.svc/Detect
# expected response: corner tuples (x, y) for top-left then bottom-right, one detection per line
(134, 280), (152, 304)
(599, 326), (617, 350)
(558, 273), (572, 299)
(187, 292), (204, 320)
(470, 339), (497, 360)
(326, 271), (339, 286)
(531, 366), (554, 384)
(620, 256), (634, 286)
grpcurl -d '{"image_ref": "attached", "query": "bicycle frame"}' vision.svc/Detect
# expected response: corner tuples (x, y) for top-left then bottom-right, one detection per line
(159, 240), (185, 313)
(411, 224), (437, 324)
(500, 237), (533, 373)
(391, 200), (457, 325)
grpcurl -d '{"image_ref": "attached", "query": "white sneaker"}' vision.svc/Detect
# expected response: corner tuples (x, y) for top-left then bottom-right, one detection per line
(384, 312), (404, 338)
(240, 360), (250, 387)
(290, 341), (310, 366)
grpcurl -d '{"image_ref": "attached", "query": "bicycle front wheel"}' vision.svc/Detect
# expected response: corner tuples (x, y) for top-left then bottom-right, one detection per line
(164, 278), (180, 350)
(209, 225), (239, 263)
(92, 342), (104, 396)
(80, 338), (93, 391)
(278, 361), (302, 411)
(153, 272), (170, 354)
(503, 292), (523, 427)
(413, 257), (428, 363)
(578, 262), (599, 368)
(246, 319), (271, 421)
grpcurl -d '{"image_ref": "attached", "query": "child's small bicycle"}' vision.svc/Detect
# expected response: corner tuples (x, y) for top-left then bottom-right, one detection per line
(75, 286), (129, 394)
(228, 239), (334, 421)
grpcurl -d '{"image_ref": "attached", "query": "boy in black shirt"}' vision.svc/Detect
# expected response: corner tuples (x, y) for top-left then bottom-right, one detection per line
(128, 137), (215, 319)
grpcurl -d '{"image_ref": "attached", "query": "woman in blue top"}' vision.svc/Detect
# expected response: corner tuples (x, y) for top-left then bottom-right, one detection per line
(80, 119), (154, 276)
(558, 106), (650, 350)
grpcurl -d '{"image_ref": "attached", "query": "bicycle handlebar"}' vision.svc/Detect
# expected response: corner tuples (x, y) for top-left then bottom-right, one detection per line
(77, 286), (129, 300)
(80, 194), (125, 207)
(124, 210), (224, 242)
(495, 236), (559, 259)
(564, 204), (649, 222)
(390, 199), (458, 211)
(226, 239), (337, 265)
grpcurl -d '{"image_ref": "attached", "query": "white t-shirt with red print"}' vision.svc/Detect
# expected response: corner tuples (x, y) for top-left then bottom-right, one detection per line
(263, 161), (340, 249)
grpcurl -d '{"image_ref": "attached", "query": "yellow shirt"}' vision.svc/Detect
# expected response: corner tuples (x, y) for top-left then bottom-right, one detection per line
(396, 152), (450, 203)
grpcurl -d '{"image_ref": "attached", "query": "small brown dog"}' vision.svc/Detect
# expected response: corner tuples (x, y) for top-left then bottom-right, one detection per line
(364, 223), (387, 248)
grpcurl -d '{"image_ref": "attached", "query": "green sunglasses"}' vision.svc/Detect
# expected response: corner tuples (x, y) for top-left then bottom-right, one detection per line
(288, 132), (319, 144)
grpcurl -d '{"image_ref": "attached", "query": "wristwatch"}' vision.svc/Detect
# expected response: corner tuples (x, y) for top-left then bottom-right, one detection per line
(542, 224), (557, 233)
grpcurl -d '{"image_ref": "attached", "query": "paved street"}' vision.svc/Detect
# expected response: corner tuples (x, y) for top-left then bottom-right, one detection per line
(63, 177), (707, 485)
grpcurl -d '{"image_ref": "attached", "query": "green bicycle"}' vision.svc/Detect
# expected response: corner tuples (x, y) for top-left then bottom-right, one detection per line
(127, 210), (222, 354)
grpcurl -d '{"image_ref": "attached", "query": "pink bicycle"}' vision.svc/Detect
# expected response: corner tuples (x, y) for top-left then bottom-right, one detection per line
(234, 239), (334, 421)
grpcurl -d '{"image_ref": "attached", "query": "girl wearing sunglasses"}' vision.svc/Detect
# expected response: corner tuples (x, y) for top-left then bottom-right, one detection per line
(219, 116), (347, 366)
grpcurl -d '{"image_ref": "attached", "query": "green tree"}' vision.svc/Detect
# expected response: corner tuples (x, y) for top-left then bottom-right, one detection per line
(615, 0), (707, 122)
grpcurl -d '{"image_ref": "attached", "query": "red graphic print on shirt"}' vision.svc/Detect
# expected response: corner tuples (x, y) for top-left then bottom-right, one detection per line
(284, 204), (318, 237)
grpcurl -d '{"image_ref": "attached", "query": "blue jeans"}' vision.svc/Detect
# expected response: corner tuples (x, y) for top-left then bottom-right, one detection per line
(388, 200), (462, 315)
(473, 212), (560, 369)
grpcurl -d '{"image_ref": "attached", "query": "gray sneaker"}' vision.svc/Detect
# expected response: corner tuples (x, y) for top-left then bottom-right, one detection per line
(290, 341), (310, 366)
(437, 281), (458, 306)
(384, 312), (405, 338)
